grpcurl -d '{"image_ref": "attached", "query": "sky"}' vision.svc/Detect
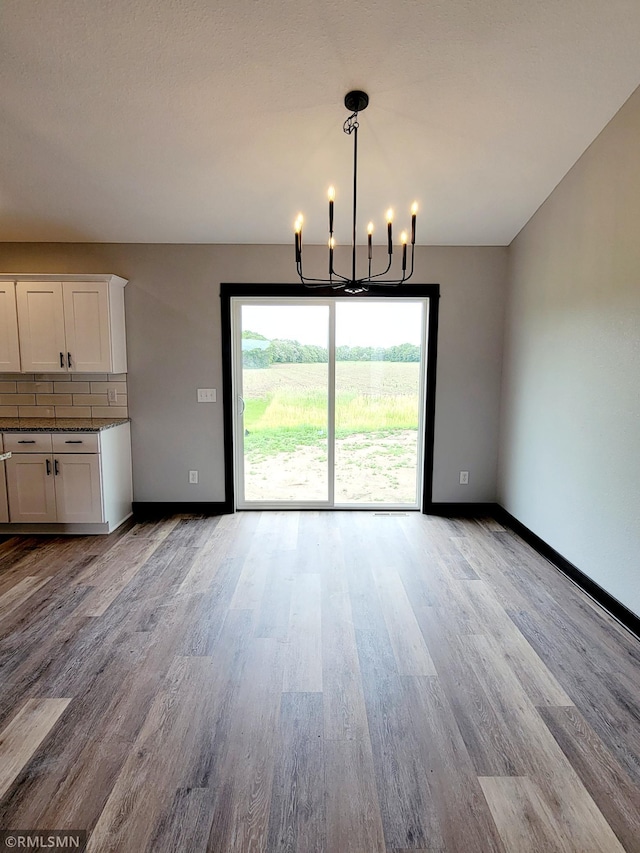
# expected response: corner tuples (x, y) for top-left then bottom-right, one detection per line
(241, 300), (424, 347)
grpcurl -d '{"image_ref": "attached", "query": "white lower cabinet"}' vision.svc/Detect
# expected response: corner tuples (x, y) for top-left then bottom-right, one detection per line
(6, 453), (102, 524)
(1, 423), (132, 533)
(54, 454), (103, 523)
(6, 453), (57, 523)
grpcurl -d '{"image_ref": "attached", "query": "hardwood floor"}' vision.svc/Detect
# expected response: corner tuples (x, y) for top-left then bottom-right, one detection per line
(1, 511), (639, 852)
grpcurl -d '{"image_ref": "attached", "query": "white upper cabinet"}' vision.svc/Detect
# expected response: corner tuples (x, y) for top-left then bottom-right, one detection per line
(8, 275), (127, 374)
(63, 282), (115, 373)
(16, 281), (67, 372)
(0, 282), (21, 372)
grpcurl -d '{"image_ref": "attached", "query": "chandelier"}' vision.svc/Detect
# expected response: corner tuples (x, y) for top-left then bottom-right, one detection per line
(294, 90), (417, 294)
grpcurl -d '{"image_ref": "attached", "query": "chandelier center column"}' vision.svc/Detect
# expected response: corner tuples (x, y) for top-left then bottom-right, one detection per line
(352, 120), (358, 286)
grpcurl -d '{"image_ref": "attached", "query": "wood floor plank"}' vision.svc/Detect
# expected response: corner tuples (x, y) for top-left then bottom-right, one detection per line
(86, 655), (216, 852)
(0, 575), (51, 622)
(255, 550), (296, 640)
(24, 600), (243, 832)
(147, 786), (216, 853)
(479, 775), (573, 853)
(325, 738), (386, 853)
(356, 628), (442, 849)
(229, 543), (271, 610)
(176, 512), (242, 595)
(405, 675), (506, 852)
(283, 573), (323, 692)
(266, 692), (325, 853)
(0, 698), (71, 801)
(462, 634), (627, 852)
(206, 637), (285, 853)
(372, 564), (436, 677)
(539, 705), (640, 853)
(457, 578), (574, 706)
(73, 519), (183, 618)
(508, 606), (640, 786)
(415, 606), (523, 777)
(322, 589), (370, 741)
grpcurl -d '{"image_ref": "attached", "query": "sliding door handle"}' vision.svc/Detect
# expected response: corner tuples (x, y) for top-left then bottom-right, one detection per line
(238, 396), (245, 416)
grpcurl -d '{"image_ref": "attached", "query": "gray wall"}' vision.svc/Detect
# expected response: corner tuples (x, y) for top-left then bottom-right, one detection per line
(499, 86), (640, 617)
(0, 243), (507, 504)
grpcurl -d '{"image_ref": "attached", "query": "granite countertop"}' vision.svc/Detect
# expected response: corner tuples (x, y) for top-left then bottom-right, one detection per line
(0, 418), (130, 433)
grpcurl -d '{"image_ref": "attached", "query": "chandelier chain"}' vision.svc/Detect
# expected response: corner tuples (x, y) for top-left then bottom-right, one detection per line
(343, 111), (359, 135)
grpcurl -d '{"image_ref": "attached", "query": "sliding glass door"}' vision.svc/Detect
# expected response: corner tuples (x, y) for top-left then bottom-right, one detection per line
(232, 297), (427, 509)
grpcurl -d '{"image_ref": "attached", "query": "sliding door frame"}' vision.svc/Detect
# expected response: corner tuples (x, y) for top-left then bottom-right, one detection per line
(220, 282), (440, 513)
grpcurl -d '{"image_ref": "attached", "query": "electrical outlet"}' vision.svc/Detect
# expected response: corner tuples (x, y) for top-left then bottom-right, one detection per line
(107, 388), (118, 403)
(197, 388), (216, 403)
(459, 471), (469, 485)
(189, 470), (198, 484)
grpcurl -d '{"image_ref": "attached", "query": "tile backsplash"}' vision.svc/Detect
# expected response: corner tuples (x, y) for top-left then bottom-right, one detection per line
(0, 373), (128, 419)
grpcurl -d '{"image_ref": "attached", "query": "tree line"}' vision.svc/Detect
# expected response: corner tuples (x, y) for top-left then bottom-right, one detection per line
(242, 331), (419, 368)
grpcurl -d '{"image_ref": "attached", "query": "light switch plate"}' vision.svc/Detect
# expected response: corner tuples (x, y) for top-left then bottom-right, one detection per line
(197, 388), (216, 403)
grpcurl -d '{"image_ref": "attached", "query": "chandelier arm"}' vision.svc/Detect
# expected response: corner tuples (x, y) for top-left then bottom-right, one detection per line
(298, 249), (349, 285)
(327, 265), (351, 283)
(328, 252), (353, 284)
(365, 255), (394, 281)
(298, 268), (351, 285)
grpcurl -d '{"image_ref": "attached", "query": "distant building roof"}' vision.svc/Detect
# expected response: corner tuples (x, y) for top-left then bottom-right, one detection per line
(242, 339), (271, 351)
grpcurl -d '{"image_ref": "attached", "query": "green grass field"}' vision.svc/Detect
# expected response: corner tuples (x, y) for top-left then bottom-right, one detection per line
(242, 362), (421, 458)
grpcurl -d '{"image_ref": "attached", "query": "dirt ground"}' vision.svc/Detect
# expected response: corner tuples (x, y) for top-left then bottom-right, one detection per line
(244, 431), (420, 504)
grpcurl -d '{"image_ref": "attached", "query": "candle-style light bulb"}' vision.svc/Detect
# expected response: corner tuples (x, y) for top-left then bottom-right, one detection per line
(328, 187), (335, 234)
(401, 230), (408, 271)
(294, 215), (303, 263)
(328, 236), (335, 275)
(410, 201), (418, 245)
(386, 209), (393, 255)
(367, 222), (374, 260)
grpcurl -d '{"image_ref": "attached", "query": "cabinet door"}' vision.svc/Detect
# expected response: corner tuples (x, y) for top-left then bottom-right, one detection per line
(6, 454), (57, 522)
(0, 437), (8, 523)
(0, 466), (8, 522)
(54, 453), (103, 523)
(62, 282), (111, 372)
(16, 282), (67, 372)
(0, 283), (21, 372)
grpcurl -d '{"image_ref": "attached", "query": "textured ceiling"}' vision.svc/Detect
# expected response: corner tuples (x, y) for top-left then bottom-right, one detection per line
(1, 0), (640, 246)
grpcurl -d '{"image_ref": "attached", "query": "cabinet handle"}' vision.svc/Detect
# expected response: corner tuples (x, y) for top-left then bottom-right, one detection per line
(68, 352), (72, 369)
(65, 440), (83, 444)
(18, 440), (36, 444)
(60, 352), (65, 368)
(46, 459), (51, 476)
(54, 459), (60, 476)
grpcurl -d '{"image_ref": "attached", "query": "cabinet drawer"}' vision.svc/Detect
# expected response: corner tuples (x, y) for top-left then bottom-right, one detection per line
(52, 433), (99, 454)
(4, 433), (53, 453)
